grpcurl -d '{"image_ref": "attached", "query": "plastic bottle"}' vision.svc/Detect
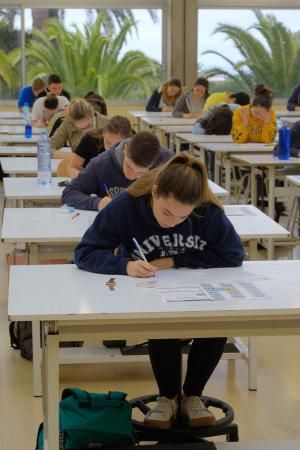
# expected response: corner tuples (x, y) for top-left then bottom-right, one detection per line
(278, 125), (290, 160)
(37, 129), (52, 184)
(23, 102), (32, 139)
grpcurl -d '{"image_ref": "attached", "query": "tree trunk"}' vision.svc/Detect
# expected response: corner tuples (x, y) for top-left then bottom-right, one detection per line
(31, 9), (59, 29)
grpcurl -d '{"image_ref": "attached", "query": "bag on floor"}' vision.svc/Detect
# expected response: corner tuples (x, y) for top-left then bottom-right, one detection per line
(36, 388), (134, 449)
(9, 321), (33, 360)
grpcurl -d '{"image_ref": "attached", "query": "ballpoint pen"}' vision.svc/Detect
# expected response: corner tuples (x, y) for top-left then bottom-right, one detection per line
(132, 237), (148, 262)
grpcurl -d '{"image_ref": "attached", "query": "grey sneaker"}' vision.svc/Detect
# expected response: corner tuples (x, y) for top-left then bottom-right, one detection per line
(144, 396), (177, 429)
(181, 396), (216, 427)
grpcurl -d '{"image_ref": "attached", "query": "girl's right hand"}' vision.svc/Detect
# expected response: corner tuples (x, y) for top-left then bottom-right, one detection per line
(127, 260), (157, 278)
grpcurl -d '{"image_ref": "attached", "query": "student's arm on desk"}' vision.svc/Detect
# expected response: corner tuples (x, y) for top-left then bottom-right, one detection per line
(61, 159), (104, 211)
(67, 153), (85, 179)
(74, 205), (129, 275)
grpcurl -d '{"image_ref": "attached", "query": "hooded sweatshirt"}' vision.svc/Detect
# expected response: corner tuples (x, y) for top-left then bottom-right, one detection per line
(61, 140), (173, 211)
(75, 192), (244, 275)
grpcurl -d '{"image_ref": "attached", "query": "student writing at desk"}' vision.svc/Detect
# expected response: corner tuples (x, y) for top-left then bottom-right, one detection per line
(62, 131), (172, 211)
(75, 153), (244, 430)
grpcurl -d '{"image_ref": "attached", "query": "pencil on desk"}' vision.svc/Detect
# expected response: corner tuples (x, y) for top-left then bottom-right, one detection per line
(71, 212), (80, 220)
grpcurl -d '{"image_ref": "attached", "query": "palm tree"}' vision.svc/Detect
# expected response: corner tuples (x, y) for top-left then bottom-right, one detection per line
(201, 10), (300, 97)
(25, 13), (159, 99)
(0, 18), (20, 91)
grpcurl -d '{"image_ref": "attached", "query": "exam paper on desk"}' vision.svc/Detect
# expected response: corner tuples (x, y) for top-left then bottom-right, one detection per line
(137, 270), (271, 303)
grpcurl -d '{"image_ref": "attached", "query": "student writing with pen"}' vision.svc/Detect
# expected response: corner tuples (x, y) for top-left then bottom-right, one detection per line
(75, 153), (243, 427)
(61, 132), (173, 211)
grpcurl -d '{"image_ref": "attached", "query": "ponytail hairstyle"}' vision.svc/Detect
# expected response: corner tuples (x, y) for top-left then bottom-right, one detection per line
(67, 98), (94, 123)
(252, 84), (273, 110)
(44, 93), (59, 110)
(127, 152), (223, 210)
(161, 78), (182, 106)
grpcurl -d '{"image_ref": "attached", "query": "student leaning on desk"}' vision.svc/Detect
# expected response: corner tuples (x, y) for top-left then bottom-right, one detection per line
(231, 84), (277, 144)
(62, 131), (173, 211)
(75, 152), (244, 431)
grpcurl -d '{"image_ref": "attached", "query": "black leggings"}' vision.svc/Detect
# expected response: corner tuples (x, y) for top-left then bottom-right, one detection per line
(148, 337), (227, 398)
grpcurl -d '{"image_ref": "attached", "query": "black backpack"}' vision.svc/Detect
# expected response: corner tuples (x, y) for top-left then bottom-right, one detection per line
(9, 321), (33, 360)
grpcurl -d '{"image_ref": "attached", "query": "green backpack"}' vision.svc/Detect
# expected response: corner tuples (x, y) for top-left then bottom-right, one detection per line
(36, 388), (134, 449)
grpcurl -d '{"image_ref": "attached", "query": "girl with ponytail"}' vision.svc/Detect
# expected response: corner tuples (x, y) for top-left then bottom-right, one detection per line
(75, 152), (243, 429)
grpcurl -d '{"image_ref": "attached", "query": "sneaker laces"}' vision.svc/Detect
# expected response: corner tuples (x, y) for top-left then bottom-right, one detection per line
(148, 396), (176, 419)
(183, 396), (206, 414)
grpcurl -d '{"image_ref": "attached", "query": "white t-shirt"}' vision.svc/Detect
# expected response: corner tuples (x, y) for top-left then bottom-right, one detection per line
(31, 96), (70, 122)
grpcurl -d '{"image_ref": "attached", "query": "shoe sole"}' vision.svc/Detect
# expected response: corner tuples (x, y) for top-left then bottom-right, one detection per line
(187, 416), (217, 428)
(144, 416), (175, 430)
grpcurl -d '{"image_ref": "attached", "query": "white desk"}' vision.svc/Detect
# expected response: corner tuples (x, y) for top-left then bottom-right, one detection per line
(280, 117), (299, 125)
(1, 208), (97, 251)
(1, 205), (287, 264)
(200, 143), (274, 192)
(175, 133), (233, 155)
(157, 125), (193, 149)
(0, 157), (61, 176)
(0, 118), (26, 125)
(286, 175), (300, 235)
(276, 110), (300, 117)
(0, 145), (37, 156)
(2, 204), (288, 396)
(0, 111), (23, 118)
(0, 125), (40, 134)
(0, 145), (70, 157)
(0, 134), (39, 144)
(8, 260), (300, 450)
(128, 110), (172, 131)
(141, 117), (196, 136)
(3, 177), (69, 207)
(231, 154), (300, 220)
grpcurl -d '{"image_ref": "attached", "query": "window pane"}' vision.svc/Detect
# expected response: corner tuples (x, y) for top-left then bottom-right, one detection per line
(24, 8), (162, 100)
(198, 9), (300, 97)
(0, 8), (21, 100)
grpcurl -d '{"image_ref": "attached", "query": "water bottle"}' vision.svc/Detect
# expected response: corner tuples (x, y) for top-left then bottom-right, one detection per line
(37, 129), (52, 184)
(23, 102), (32, 139)
(278, 125), (290, 160)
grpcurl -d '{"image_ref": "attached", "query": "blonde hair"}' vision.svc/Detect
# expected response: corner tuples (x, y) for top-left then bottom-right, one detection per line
(32, 78), (45, 91)
(127, 152), (223, 210)
(161, 78), (182, 106)
(67, 98), (94, 123)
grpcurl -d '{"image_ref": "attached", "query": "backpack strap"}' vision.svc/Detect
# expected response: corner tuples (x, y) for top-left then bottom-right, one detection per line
(108, 391), (127, 401)
(61, 388), (90, 401)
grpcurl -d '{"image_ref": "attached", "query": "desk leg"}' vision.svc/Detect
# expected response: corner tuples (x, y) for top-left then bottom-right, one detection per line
(268, 167), (275, 220)
(248, 239), (258, 260)
(224, 157), (231, 193)
(42, 322), (59, 450)
(29, 243), (43, 397)
(33, 321), (42, 397)
(175, 137), (181, 154)
(248, 337), (257, 391)
(251, 167), (257, 206)
(266, 238), (274, 260)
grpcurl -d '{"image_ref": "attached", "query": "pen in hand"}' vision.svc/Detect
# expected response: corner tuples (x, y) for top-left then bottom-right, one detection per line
(103, 183), (111, 198)
(133, 237), (148, 262)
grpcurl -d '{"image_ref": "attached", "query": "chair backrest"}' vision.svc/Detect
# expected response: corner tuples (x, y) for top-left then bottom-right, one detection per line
(57, 159), (69, 177)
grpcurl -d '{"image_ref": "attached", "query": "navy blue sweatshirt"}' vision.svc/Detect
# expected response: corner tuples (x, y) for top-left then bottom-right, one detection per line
(273, 120), (300, 158)
(62, 140), (173, 211)
(287, 84), (300, 111)
(146, 89), (163, 112)
(75, 192), (244, 275)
